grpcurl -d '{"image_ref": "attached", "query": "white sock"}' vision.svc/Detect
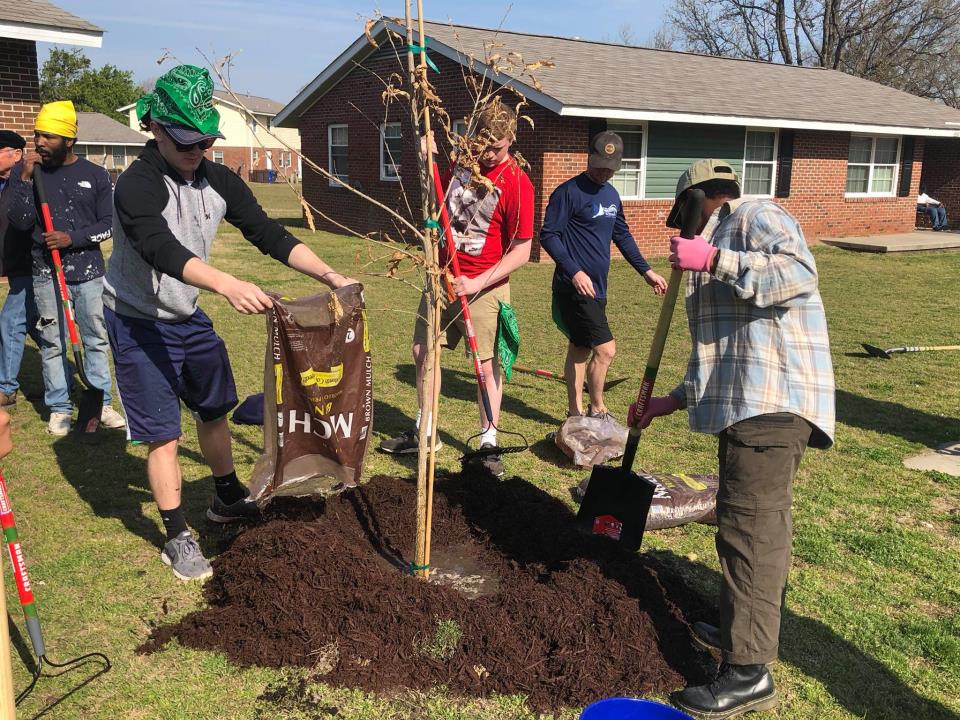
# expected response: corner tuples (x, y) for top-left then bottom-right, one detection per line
(415, 410), (432, 435)
(480, 426), (497, 446)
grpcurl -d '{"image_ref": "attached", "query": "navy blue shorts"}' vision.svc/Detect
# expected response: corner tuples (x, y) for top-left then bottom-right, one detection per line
(104, 306), (238, 443)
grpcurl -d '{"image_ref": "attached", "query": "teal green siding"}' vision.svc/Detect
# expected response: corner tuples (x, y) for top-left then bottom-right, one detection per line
(644, 122), (746, 198)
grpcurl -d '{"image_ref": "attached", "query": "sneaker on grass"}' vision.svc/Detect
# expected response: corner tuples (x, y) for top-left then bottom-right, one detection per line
(100, 405), (127, 429)
(207, 494), (261, 523)
(161, 531), (212, 581)
(47, 411), (71, 436)
(478, 442), (504, 478)
(378, 429), (442, 454)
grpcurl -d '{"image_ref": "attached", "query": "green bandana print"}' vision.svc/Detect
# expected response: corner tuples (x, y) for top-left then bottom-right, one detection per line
(136, 64), (221, 135)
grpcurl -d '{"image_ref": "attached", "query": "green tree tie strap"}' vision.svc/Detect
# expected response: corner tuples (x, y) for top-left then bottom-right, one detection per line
(408, 39), (440, 73)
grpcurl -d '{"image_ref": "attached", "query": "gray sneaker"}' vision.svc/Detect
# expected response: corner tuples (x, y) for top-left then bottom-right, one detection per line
(161, 531), (212, 581)
(206, 494), (260, 524)
(478, 442), (505, 478)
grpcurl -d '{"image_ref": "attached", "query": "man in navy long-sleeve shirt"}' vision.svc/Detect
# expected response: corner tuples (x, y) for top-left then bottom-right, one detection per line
(540, 131), (666, 419)
(6, 102), (125, 435)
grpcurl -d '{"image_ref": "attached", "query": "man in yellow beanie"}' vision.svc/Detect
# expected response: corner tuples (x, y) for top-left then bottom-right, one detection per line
(6, 100), (125, 435)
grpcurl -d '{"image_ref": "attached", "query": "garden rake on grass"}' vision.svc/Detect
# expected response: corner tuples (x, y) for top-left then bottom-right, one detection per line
(0, 468), (110, 705)
(862, 342), (960, 359)
(431, 164), (528, 464)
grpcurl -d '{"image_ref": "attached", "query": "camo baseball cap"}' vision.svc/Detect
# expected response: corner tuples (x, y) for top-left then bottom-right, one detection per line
(666, 159), (739, 228)
(136, 65), (225, 145)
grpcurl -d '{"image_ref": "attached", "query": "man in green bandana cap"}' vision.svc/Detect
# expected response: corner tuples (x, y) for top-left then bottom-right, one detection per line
(103, 65), (357, 581)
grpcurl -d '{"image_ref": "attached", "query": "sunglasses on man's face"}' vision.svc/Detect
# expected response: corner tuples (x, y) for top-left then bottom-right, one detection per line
(172, 137), (215, 153)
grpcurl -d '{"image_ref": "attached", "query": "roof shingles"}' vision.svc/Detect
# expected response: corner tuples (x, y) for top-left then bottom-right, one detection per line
(0, 0), (102, 34)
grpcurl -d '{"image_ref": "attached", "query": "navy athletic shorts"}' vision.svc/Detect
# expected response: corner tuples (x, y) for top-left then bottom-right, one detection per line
(551, 284), (614, 349)
(104, 306), (239, 443)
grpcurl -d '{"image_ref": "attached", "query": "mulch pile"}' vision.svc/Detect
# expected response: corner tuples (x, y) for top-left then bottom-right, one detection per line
(140, 473), (711, 711)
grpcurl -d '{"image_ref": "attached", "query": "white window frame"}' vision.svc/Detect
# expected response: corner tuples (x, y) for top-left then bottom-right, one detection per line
(607, 121), (647, 200)
(845, 133), (901, 198)
(741, 128), (778, 198)
(452, 119), (468, 137)
(379, 121), (402, 182)
(213, 149), (224, 164)
(112, 146), (125, 167)
(328, 124), (349, 187)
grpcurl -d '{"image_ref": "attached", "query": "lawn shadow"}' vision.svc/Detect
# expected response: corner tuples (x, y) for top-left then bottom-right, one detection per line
(647, 550), (960, 720)
(836, 389), (960, 446)
(438, 472), (957, 720)
(372, 397), (467, 459)
(393, 363), (559, 426)
(528, 434), (574, 468)
(51, 432), (222, 553)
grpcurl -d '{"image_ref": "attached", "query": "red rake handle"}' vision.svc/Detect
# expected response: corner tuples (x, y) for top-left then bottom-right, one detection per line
(0, 468), (46, 657)
(32, 167), (82, 350)
(431, 164), (495, 425)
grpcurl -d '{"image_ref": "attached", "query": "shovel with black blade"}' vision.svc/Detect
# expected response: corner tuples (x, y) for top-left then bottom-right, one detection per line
(32, 166), (103, 436)
(575, 188), (705, 551)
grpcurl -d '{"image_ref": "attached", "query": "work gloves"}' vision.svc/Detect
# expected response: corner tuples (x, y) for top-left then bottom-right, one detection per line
(628, 394), (682, 430)
(669, 235), (717, 273)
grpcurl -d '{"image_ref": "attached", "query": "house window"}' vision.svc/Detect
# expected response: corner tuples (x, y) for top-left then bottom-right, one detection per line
(608, 123), (645, 199)
(380, 122), (402, 181)
(846, 135), (900, 195)
(112, 147), (124, 168)
(328, 124), (348, 185)
(742, 130), (777, 196)
(74, 145), (87, 158)
(253, 150), (259, 165)
(452, 119), (468, 137)
(213, 150), (224, 164)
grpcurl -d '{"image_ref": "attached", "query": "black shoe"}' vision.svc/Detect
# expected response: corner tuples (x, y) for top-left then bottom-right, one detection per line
(478, 442), (505, 478)
(379, 429), (443, 454)
(691, 621), (721, 653)
(674, 663), (777, 719)
(207, 493), (261, 524)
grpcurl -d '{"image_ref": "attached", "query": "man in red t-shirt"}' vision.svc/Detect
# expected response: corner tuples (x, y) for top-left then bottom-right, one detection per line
(379, 101), (534, 477)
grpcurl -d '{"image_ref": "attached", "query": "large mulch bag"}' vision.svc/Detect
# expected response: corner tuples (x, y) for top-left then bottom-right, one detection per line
(248, 285), (373, 504)
(555, 414), (628, 467)
(575, 470), (719, 531)
(644, 472), (719, 530)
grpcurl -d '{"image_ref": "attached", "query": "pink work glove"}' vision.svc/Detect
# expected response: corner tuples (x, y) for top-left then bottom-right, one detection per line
(669, 235), (717, 273)
(628, 394), (682, 429)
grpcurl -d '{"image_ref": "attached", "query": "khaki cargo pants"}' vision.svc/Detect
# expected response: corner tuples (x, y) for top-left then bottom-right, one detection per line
(716, 412), (813, 665)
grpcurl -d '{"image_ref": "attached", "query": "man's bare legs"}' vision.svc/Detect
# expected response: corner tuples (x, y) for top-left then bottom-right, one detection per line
(564, 343), (591, 416)
(586, 339), (616, 414)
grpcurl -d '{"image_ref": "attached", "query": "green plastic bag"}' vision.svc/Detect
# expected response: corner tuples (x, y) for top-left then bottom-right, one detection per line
(496, 301), (520, 381)
(551, 293), (570, 340)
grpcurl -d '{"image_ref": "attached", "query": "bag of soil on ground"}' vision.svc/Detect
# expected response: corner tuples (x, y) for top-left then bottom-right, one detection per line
(555, 414), (628, 467)
(574, 471), (718, 529)
(248, 285), (373, 504)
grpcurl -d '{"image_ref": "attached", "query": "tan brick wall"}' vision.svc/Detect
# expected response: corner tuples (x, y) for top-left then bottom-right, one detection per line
(0, 38), (41, 137)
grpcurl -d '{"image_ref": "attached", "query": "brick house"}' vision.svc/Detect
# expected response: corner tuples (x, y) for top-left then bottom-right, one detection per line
(119, 90), (302, 182)
(0, 0), (102, 137)
(275, 20), (960, 259)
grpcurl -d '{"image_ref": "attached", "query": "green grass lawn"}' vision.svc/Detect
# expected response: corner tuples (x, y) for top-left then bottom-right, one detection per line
(2, 182), (958, 719)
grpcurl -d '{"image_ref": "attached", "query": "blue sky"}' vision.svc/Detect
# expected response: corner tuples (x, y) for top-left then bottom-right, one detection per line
(42, 0), (671, 104)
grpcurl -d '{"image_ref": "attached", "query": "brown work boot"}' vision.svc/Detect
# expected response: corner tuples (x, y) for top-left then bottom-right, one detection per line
(0, 390), (16, 407)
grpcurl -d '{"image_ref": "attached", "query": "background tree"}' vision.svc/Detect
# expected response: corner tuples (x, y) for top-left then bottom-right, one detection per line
(660, 0), (960, 107)
(39, 48), (141, 122)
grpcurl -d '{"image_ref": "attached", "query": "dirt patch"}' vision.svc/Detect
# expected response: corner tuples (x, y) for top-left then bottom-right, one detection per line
(140, 473), (710, 711)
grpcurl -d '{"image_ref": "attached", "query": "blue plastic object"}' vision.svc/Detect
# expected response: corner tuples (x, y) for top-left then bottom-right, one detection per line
(580, 697), (694, 720)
